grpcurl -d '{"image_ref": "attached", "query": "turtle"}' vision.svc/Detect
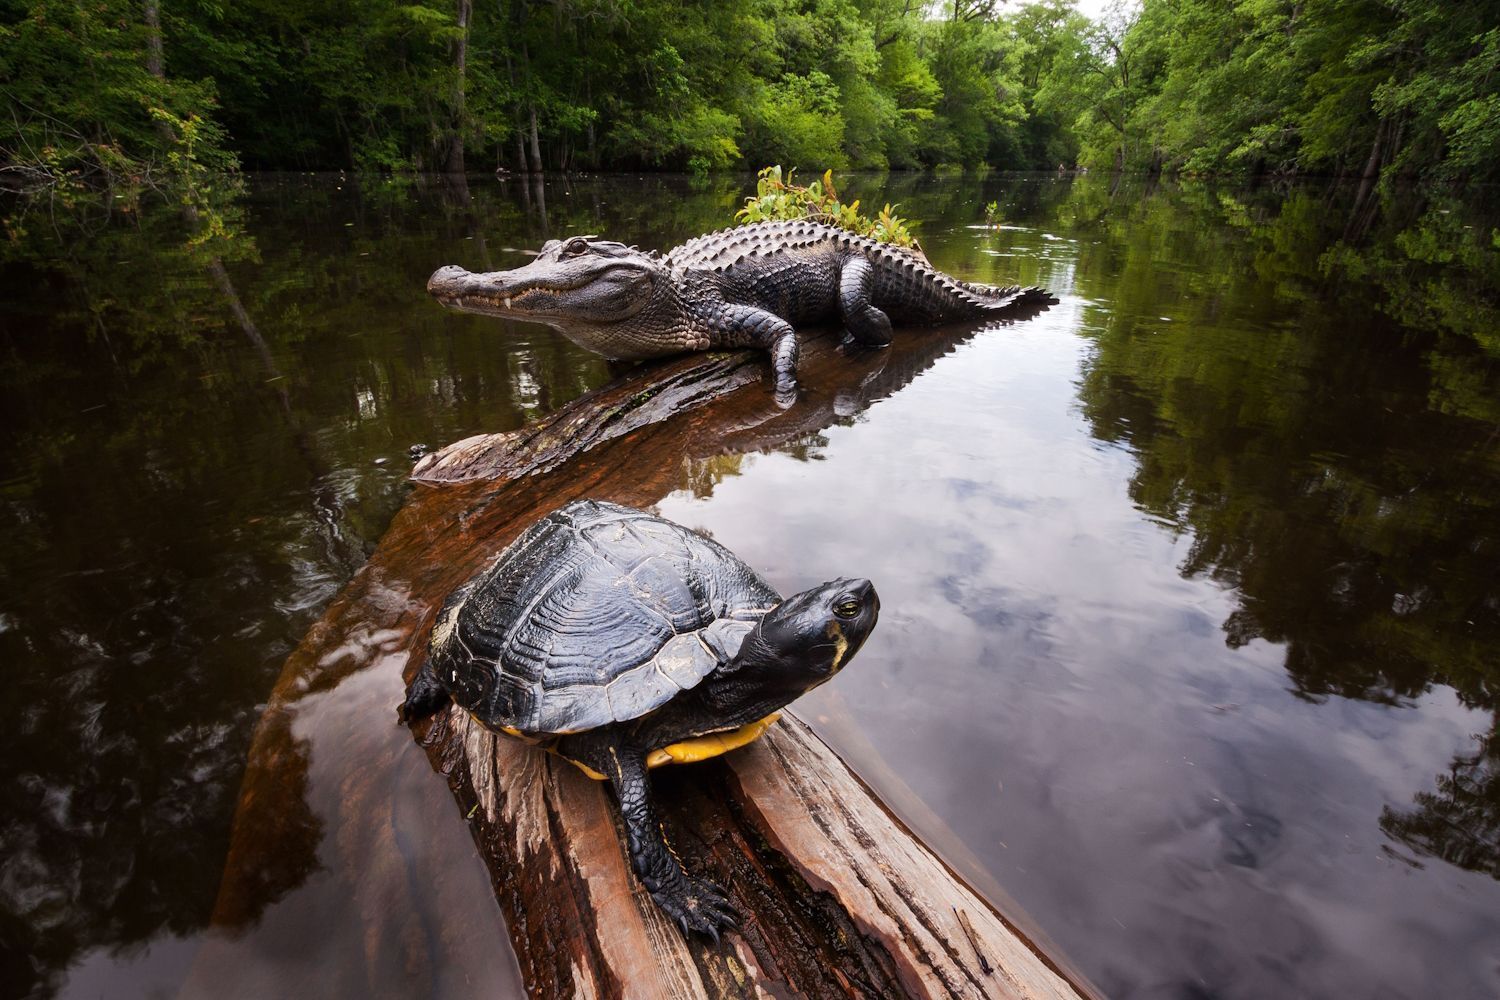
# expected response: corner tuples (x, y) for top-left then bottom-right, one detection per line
(398, 497), (880, 937)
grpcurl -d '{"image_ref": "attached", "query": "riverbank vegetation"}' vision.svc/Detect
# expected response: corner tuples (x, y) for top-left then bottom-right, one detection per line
(3, 0), (1498, 190)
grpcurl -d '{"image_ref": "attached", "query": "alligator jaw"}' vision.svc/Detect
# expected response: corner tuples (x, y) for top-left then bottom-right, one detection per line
(428, 264), (589, 318)
(426, 258), (659, 325)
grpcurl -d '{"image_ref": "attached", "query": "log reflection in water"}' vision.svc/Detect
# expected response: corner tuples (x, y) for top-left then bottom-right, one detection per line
(201, 313), (1093, 999)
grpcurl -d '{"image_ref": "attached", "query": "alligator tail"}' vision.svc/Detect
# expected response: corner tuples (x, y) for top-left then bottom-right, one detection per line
(903, 265), (1056, 321)
(863, 239), (1051, 321)
(957, 280), (1057, 314)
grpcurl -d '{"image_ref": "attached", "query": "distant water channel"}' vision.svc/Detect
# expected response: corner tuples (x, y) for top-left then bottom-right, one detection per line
(2, 173), (1497, 1000)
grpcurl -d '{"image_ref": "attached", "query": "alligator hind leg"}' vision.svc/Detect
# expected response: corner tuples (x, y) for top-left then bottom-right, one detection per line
(839, 257), (893, 347)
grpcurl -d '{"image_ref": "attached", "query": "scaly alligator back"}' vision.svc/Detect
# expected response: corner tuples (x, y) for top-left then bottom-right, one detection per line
(667, 219), (1049, 325)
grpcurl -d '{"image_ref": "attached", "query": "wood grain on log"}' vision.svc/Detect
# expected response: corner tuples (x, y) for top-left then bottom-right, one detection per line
(200, 313), (1096, 1000)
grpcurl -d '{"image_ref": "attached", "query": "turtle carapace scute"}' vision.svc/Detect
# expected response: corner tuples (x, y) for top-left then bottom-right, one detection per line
(399, 498), (880, 938)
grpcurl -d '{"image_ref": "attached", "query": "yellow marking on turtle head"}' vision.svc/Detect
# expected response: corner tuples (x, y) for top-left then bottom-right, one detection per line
(826, 621), (849, 674)
(646, 712), (782, 770)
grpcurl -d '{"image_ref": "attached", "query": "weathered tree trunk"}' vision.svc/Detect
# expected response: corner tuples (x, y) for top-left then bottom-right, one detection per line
(141, 0), (178, 147)
(528, 103), (543, 174)
(143, 0), (166, 79)
(1360, 117), (1387, 180)
(585, 77), (598, 168)
(439, 0), (471, 174)
(201, 315), (1093, 999)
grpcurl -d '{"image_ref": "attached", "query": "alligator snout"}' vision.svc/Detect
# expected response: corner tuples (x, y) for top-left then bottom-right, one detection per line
(427, 265), (472, 298)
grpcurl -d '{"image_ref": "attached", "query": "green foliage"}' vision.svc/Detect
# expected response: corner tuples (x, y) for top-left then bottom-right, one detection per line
(1031, 0), (1500, 182)
(743, 72), (849, 172)
(735, 166), (918, 248)
(1, 0), (237, 189)
(4, 0), (1497, 183)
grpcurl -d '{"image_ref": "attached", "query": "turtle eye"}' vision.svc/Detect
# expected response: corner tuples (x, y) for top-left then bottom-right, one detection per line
(834, 598), (860, 619)
(564, 237), (589, 256)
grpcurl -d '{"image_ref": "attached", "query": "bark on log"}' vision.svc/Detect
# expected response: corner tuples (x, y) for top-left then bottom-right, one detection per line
(199, 314), (1097, 1000)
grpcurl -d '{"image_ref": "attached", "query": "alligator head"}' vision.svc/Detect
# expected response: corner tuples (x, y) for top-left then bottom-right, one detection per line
(427, 236), (683, 359)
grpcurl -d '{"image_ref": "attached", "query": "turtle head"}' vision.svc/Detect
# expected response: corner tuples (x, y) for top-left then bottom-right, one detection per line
(428, 237), (674, 349)
(724, 578), (879, 705)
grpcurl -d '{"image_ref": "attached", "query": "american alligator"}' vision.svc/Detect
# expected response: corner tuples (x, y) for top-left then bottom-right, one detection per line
(427, 219), (1054, 400)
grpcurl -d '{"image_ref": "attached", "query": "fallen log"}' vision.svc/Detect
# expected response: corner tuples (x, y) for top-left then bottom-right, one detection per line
(197, 314), (1097, 999)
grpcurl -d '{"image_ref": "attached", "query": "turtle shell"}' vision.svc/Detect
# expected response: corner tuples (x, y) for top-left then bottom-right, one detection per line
(431, 498), (781, 735)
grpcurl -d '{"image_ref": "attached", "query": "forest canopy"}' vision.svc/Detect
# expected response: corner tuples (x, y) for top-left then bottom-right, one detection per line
(2, 0), (1498, 187)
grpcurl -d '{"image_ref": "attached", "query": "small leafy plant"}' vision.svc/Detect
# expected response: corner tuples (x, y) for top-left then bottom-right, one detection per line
(735, 166), (920, 250)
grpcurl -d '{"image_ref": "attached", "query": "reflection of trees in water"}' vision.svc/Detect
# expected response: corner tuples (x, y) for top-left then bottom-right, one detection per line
(0, 186), (527, 994)
(0, 173), (782, 997)
(1066, 175), (1500, 880)
(1381, 725), (1500, 881)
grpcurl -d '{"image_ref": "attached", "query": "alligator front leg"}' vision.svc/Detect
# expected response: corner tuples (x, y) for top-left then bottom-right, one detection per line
(700, 302), (800, 405)
(838, 257), (893, 347)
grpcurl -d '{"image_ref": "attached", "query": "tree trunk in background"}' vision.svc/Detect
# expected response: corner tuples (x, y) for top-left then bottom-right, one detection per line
(505, 52), (526, 173)
(514, 28), (543, 174)
(1360, 118), (1387, 180)
(528, 104), (543, 173)
(440, 0), (471, 173)
(143, 0), (165, 78)
(141, 0), (176, 145)
(585, 75), (597, 168)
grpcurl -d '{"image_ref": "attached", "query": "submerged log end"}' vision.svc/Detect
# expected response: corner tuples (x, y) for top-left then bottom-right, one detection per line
(418, 708), (1087, 1000)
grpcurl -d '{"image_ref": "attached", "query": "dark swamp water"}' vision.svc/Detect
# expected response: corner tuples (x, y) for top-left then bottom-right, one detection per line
(2, 172), (1498, 1000)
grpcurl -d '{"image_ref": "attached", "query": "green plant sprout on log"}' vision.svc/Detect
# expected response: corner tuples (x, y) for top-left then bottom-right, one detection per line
(735, 166), (920, 250)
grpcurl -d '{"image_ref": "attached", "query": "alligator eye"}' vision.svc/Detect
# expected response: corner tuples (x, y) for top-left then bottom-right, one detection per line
(835, 598), (860, 619)
(565, 237), (589, 255)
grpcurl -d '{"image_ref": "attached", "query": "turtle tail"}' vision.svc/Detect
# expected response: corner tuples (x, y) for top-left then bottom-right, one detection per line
(398, 656), (451, 725)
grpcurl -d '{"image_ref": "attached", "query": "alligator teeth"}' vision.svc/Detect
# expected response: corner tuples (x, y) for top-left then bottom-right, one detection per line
(504, 296), (512, 309)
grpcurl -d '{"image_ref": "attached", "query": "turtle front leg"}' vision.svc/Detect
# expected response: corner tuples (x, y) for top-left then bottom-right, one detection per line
(397, 655), (452, 725)
(600, 742), (739, 939)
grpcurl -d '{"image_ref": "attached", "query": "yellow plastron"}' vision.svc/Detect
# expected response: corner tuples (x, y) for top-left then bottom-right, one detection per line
(495, 714), (783, 781)
(645, 712), (782, 770)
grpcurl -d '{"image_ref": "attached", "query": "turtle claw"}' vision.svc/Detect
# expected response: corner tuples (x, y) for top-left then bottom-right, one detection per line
(655, 876), (739, 941)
